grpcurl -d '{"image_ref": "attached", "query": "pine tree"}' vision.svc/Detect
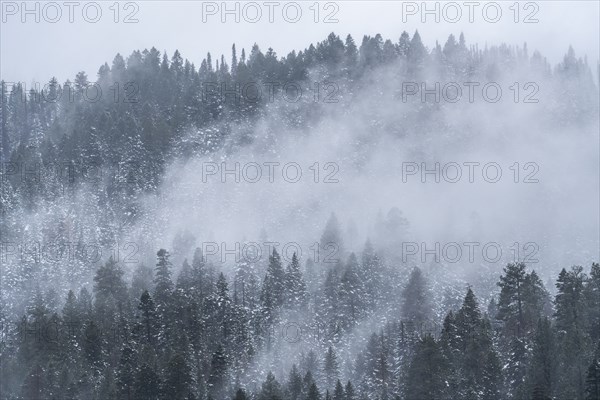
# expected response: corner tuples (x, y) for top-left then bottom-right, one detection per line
(154, 249), (174, 351)
(319, 270), (340, 340)
(262, 249), (286, 308)
(554, 266), (588, 399)
(344, 381), (355, 400)
(116, 345), (136, 399)
(306, 382), (321, 400)
(404, 335), (447, 399)
(332, 380), (344, 400)
(585, 341), (600, 400)
(214, 273), (233, 340)
(154, 249), (174, 306)
(93, 256), (129, 323)
(497, 262), (528, 337)
(344, 35), (358, 70)
(401, 267), (430, 323)
(259, 371), (283, 400)
(288, 364), (303, 400)
(363, 332), (391, 398)
(526, 317), (556, 399)
(398, 31), (410, 58)
(285, 253), (308, 310)
(445, 288), (502, 399)
(585, 263), (600, 344)
(208, 344), (228, 398)
(323, 346), (340, 390)
(133, 364), (160, 400)
(233, 388), (248, 400)
(320, 213), (343, 260)
(338, 253), (364, 330)
(135, 290), (157, 346)
(163, 353), (192, 400)
(360, 240), (382, 310)
(407, 30), (427, 77)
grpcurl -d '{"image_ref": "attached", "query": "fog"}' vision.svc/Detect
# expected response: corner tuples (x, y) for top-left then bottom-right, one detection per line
(1, 17), (599, 399)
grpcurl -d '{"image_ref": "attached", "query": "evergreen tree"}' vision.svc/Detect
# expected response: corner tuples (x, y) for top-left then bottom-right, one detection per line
(262, 248), (286, 308)
(163, 353), (192, 400)
(554, 266), (588, 399)
(285, 253), (308, 310)
(154, 249), (174, 306)
(288, 364), (303, 400)
(497, 262), (528, 337)
(93, 256), (130, 322)
(319, 270), (341, 343)
(497, 263), (551, 338)
(407, 30), (427, 77)
(133, 364), (160, 400)
(116, 345), (137, 399)
(136, 290), (158, 346)
(332, 380), (344, 400)
(306, 382), (321, 400)
(585, 342), (600, 399)
(401, 267), (430, 323)
(208, 344), (228, 398)
(344, 381), (355, 400)
(585, 263), (600, 344)
(320, 213), (343, 260)
(259, 371), (283, 400)
(360, 240), (382, 310)
(338, 253), (364, 330)
(445, 288), (502, 399)
(233, 388), (248, 400)
(404, 334), (447, 399)
(323, 346), (340, 390)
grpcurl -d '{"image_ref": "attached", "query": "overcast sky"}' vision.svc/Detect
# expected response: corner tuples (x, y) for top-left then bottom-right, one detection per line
(1, 1), (599, 84)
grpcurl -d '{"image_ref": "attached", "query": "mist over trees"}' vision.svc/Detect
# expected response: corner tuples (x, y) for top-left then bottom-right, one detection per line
(1, 30), (599, 399)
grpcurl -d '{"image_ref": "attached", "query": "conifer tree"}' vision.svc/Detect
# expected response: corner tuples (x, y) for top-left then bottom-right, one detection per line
(258, 371), (283, 400)
(288, 364), (303, 400)
(554, 266), (588, 399)
(285, 253), (308, 310)
(401, 267), (430, 323)
(404, 334), (447, 399)
(133, 364), (160, 400)
(233, 388), (248, 400)
(338, 253), (364, 330)
(323, 346), (340, 390)
(526, 317), (557, 400)
(585, 341), (600, 400)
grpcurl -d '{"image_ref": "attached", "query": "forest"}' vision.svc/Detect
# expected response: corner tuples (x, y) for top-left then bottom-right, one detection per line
(1, 29), (599, 399)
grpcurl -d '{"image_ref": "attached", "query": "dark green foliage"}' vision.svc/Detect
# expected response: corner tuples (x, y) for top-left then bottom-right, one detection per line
(285, 253), (308, 310)
(288, 364), (303, 400)
(208, 344), (228, 398)
(134, 364), (161, 400)
(323, 346), (340, 390)
(233, 388), (248, 400)
(404, 335), (447, 399)
(259, 371), (283, 400)
(497, 263), (550, 338)
(163, 353), (192, 400)
(585, 342), (600, 400)
(554, 266), (589, 399)
(401, 267), (430, 323)
(441, 288), (502, 399)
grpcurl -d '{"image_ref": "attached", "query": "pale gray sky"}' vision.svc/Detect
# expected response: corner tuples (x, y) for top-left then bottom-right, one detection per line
(1, 1), (599, 84)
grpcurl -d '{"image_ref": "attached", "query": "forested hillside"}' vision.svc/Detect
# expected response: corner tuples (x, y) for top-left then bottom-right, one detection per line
(1, 31), (599, 399)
